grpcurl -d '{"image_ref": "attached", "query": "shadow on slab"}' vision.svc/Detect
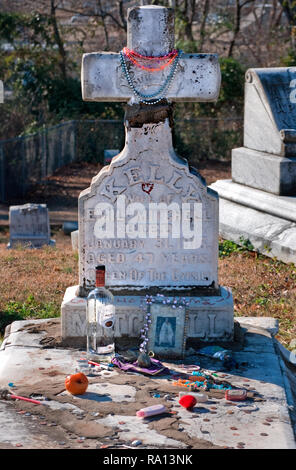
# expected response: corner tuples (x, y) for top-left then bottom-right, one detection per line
(75, 392), (112, 402)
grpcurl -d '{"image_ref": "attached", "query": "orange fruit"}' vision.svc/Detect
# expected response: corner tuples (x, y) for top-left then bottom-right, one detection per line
(65, 372), (88, 395)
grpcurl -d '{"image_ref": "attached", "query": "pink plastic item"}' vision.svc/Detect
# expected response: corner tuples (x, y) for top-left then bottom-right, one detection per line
(136, 404), (167, 418)
(9, 394), (43, 405)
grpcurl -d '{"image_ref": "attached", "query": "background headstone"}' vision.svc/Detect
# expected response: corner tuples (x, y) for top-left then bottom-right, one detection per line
(211, 67), (296, 264)
(71, 229), (79, 252)
(8, 203), (55, 248)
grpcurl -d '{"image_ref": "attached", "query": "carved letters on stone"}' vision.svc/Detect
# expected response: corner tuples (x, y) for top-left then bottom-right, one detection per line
(64, 303), (233, 339)
(79, 145), (219, 290)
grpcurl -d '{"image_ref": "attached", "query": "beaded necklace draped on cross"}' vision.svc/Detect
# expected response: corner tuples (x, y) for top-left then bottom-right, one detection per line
(120, 48), (182, 105)
(123, 47), (178, 72)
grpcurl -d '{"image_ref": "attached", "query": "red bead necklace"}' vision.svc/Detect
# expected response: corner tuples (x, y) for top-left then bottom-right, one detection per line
(122, 47), (179, 72)
(124, 47), (178, 60)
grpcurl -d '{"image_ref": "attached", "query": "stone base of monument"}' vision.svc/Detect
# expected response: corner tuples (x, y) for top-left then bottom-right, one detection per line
(61, 285), (234, 348)
(210, 179), (296, 265)
(0, 316), (295, 449)
(231, 147), (296, 196)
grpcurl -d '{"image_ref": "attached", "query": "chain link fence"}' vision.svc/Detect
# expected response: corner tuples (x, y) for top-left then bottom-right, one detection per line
(0, 118), (243, 202)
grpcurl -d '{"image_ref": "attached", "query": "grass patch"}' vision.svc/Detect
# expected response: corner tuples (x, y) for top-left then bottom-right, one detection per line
(0, 293), (59, 335)
(219, 237), (254, 258)
(219, 249), (296, 348)
(62, 266), (73, 274)
(0, 231), (295, 349)
(0, 231), (77, 335)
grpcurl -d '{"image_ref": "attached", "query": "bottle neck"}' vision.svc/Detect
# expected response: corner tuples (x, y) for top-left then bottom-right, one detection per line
(96, 269), (105, 288)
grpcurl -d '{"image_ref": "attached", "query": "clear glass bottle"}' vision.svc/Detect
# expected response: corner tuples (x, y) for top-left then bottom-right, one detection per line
(86, 265), (115, 363)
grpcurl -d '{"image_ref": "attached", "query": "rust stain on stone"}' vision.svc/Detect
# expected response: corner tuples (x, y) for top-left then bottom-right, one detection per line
(124, 100), (174, 129)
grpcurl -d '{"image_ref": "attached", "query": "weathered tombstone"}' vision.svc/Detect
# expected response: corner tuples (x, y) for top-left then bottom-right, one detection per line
(211, 67), (296, 264)
(104, 149), (120, 166)
(71, 229), (79, 252)
(8, 203), (55, 248)
(61, 5), (234, 347)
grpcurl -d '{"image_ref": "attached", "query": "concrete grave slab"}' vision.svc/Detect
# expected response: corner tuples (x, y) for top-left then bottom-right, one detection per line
(0, 317), (295, 449)
(209, 179), (296, 224)
(96, 413), (186, 448)
(0, 402), (62, 449)
(59, 382), (136, 403)
(208, 184), (296, 264)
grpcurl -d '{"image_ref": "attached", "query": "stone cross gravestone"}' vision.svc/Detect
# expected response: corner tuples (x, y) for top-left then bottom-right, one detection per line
(211, 67), (296, 264)
(8, 203), (55, 248)
(61, 5), (234, 347)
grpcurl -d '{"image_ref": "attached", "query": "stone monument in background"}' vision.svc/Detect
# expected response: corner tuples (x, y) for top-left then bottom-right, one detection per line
(61, 5), (234, 348)
(211, 67), (296, 264)
(8, 203), (55, 248)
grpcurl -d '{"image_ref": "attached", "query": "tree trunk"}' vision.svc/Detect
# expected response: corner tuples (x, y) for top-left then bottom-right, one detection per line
(97, 0), (110, 50)
(228, 0), (241, 57)
(184, 0), (196, 42)
(199, 0), (210, 51)
(117, 0), (127, 32)
(50, 0), (67, 80)
(278, 0), (296, 51)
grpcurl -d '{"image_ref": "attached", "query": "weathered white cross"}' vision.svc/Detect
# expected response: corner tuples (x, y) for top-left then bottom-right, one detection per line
(82, 5), (221, 105)
(76, 4), (222, 295)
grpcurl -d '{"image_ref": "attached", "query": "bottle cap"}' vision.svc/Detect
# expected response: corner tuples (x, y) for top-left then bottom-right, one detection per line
(95, 265), (105, 287)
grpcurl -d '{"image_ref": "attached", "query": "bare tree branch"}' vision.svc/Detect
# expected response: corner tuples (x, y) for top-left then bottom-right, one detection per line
(228, 0), (255, 57)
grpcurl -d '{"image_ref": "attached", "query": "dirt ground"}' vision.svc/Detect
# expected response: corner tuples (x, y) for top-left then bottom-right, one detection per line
(0, 160), (231, 224)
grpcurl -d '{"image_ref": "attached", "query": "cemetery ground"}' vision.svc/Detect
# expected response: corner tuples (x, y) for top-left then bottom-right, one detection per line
(0, 159), (295, 451)
(0, 159), (295, 350)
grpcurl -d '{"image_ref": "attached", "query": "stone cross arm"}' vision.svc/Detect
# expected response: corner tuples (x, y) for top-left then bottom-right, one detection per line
(82, 52), (221, 103)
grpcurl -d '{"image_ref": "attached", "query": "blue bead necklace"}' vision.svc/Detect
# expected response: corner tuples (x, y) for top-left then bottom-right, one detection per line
(119, 49), (182, 105)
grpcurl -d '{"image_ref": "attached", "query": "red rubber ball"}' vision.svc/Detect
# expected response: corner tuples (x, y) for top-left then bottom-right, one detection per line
(178, 395), (197, 409)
